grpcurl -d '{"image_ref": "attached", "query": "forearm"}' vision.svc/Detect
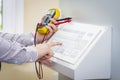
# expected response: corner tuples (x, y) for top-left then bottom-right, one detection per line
(0, 32), (36, 46)
(0, 37), (38, 64)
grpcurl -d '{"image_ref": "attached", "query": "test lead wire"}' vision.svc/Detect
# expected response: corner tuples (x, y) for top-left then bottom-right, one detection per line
(34, 17), (72, 80)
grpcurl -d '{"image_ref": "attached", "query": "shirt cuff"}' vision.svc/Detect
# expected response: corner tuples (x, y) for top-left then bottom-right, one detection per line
(25, 46), (38, 62)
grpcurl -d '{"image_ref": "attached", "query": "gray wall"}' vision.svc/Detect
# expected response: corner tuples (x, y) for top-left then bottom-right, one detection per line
(60, 0), (120, 80)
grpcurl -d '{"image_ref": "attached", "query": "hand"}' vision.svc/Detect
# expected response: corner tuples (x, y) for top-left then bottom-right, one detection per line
(37, 18), (58, 43)
(39, 59), (53, 66)
(35, 42), (62, 66)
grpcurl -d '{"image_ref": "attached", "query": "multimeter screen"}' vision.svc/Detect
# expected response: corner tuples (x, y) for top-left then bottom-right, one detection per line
(47, 10), (55, 17)
(42, 15), (51, 25)
(41, 10), (56, 25)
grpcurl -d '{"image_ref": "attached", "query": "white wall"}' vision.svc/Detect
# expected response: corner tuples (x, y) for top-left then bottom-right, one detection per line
(2, 0), (24, 33)
(60, 0), (120, 80)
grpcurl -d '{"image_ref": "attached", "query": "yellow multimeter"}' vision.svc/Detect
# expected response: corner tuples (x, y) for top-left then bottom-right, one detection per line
(37, 8), (60, 34)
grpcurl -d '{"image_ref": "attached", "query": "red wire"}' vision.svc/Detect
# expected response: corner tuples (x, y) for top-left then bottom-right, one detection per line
(34, 23), (44, 80)
(40, 63), (43, 78)
(34, 19), (72, 80)
(55, 19), (72, 25)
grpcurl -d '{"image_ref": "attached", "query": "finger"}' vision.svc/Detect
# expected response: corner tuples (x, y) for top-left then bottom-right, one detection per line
(42, 52), (53, 59)
(46, 26), (53, 38)
(46, 25), (53, 34)
(48, 24), (57, 32)
(40, 51), (53, 61)
(53, 17), (59, 20)
(42, 59), (53, 66)
(46, 50), (54, 58)
(50, 18), (57, 24)
(47, 42), (62, 47)
(50, 18), (59, 27)
(37, 58), (53, 66)
(41, 16), (45, 20)
(41, 56), (48, 60)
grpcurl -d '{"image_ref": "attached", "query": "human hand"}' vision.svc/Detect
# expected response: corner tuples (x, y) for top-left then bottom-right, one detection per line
(37, 18), (58, 43)
(39, 59), (53, 66)
(35, 42), (62, 66)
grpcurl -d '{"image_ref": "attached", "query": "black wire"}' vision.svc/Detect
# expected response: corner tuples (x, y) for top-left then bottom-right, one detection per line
(57, 17), (72, 21)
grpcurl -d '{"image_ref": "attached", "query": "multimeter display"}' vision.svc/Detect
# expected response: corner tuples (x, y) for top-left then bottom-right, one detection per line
(41, 10), (56, 25)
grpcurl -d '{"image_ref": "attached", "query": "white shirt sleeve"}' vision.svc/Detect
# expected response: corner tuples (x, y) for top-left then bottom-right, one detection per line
(0, 32), (39, 46)
(0, 32), (38, 64)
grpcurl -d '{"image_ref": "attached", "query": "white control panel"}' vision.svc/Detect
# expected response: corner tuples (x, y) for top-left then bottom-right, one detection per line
(48, 22), (111, 80)
(49, 22), (104, 64)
